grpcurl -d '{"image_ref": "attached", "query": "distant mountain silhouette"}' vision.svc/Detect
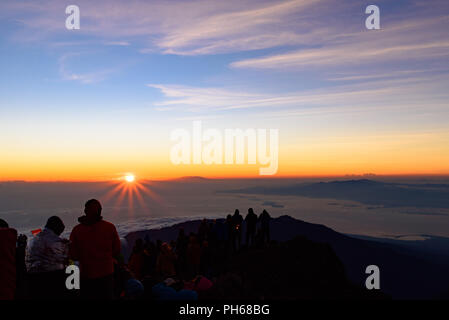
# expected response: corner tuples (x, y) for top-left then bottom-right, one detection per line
(221, 179), (449, 208)
(126, 215), (449, 299)
(349, 234), (449, 266)
(173, 176), (209, 182)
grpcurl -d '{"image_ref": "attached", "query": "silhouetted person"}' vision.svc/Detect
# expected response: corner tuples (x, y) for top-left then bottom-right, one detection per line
(26, 216), (69, 299)
(156, 239), (162, 256)
(245, 208), (258, 247)
(0, 218), (8, 228)
(156, 242), (177, 278)
(0, 219), (17, 300)
(187, 234), (201, 278)
(231, 209), (243, 252)
(128, 239), (145, 280)
(211, 219), (225, 246)
(198, 219), (209, 243)
(200, 240), (213, 277)
(142, 240), (157, 277)
(176, 228), (188, 278)
(0, 219), (28, 300)
(207, 221), (218, 249)
(223, 214), (232, 255)
(15, 233), (28, 300)
(69, 199), (121, 299)
(259, 209), (271, 244)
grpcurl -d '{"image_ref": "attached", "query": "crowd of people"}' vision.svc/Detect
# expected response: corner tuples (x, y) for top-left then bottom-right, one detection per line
(0, 199), (272, 300)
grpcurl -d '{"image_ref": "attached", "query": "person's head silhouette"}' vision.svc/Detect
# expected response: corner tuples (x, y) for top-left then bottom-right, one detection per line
(84, 199), (102, 217)
(248, 208), (254, 215)
(234, 209), (239, 216)
(45, 216), (65, 236)
(0, 218), (9, 228)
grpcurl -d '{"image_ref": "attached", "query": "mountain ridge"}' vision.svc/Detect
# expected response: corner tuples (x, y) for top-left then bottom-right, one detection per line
(125, 215), (449, 299)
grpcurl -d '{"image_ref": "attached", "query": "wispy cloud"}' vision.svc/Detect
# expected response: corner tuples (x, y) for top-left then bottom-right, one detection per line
(3, 0), (448, 67)
(231, 41), (449, 70)
(154, 0), (324, 55)
(0, 0), (332, 54)
(58, 53), (116, 84)
(230, 12), (449, 70)
(148, 72), (449, 113)
(104, 41), (130, 46)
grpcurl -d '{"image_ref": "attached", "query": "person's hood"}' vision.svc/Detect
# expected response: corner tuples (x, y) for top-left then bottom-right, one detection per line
(78, 214), (103, 226)
(40, 227), (65, 241)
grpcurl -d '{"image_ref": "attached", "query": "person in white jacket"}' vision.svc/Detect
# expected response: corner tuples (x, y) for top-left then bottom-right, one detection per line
(26, 216), (69, 299)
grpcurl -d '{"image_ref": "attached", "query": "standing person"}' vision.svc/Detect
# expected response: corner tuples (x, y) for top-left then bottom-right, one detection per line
(69, 199), (121, 299)
(197, 219), (209, 244)
(128, 239), (145, 280)
(245, 208), (258, 247)
(186, 234), (201, 278)
(231, 209), (243, 252)
(259, 209), (271, 244)
(156, 242), (177, 278)
(26, 216), (69, 299)
(176, 228), (188, 278)
(224, 214), (232, 252)
(0, 219), (17, 300)
(15, 233), (28, 299)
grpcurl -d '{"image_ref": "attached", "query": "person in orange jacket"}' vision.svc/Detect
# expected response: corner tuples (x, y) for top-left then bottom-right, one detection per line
(0, 219), (17, 300)
(69, 199), (121, 299)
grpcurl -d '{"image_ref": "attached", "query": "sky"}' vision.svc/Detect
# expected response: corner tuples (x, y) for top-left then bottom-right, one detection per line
(0, 0), (449, 181)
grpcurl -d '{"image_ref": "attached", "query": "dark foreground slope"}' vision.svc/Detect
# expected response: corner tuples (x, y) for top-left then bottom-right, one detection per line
(203, 236), (386, 300)
(126, 216), (449, 299)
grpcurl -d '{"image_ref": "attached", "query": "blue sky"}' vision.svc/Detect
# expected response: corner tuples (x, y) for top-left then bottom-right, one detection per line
(1, 0), (449, 180)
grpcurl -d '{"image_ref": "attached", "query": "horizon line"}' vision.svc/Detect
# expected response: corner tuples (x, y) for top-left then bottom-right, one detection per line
(2, 173), (449, 183)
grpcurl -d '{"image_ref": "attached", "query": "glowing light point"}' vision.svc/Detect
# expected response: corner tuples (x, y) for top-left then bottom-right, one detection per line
(125, 174), (135, 182)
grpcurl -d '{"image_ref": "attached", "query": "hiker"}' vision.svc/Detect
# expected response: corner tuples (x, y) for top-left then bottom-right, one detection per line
(231, 209), (243, 252)
(225, 214), (233, 252)
(26, 216), (69, 299)
(69, 199), (121, 299)
(198, 218), (209, 243)
(211, 219), (225, 247)
(128, 238), (145, 280)
(207, 221), (216, 245)
(259, 209), (271, 244)
(143, 240), (157, 277)
(245, 208), (258, 246)
(200, 240), (213, 277)
(156, 242), (177, 278)
(186, 234), (201, 277)
(176, 228), (188, 278)
(0, 219), (17, 300)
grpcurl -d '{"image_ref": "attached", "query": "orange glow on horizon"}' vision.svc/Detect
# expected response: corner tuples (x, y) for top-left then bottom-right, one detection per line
(2, 129), (449, 182)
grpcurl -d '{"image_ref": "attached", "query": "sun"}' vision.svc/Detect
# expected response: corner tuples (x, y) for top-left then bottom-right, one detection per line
(125, 174), (135, 182)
